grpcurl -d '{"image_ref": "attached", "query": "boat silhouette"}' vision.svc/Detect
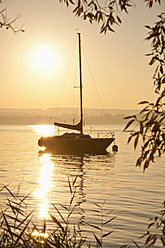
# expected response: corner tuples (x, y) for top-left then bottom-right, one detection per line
(38, 33), (115, 154)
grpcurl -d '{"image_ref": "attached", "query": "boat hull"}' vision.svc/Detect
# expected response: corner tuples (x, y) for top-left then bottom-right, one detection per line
(38, 136), (115, 154)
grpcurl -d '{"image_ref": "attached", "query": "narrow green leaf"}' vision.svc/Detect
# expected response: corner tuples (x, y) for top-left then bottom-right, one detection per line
(3, 213), (12, 238)
(3, 185), (16, 199)
(103, 216), (116, 225)
(132, 239), (141, 247)
(59, 203), (68, 211)
(145, 235), (152, 245)
(73, 6), (78, 13)
(123, 119), (135, 131)
(0, 184), (9, 192)
(102, 231), (113, 238)
(127, 135), (133, 144)
(148, 222), (155, 229)
(134, 135), (139, 149)
(87, 223), (101, 230)
(69, 0), (75, 4)
(149, 57), (156, 65)
(160, 65), (163, 74)
(19, 191), (32, 205)
(145, 25), (151, 30)
(68, 177), (72, 194)
(68, 205), (76, 218)
(49, 213), (64, 232)
(136, 157), (143, 167)
(52, 204), (68, 224)
(144, 160), (149, 171)
(117, 15), (122, 23)
(138, 101), (149, 105)
(14, 217), (32, 246)
(92, 209), (101, 213)
(94, 203), (101, 208)
(124, 115), (136, 120)
(72, 174), (78, 186)
(6, 201), (24, 216)
(93, 233), (102, 245)
(98, 12), (103, 22)
(140, 106), (149, 114)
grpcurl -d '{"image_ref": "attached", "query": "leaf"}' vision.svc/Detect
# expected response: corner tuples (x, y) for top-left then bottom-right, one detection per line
(49, 213), (64, 232)
(68, 177), (72, 194)
(132, 239), (141, 247)
(6, 201), (24, 217)
(94, 203), (101, 208)
(136, 157), (143, 167)
(3, 185), (16, 199)
(93, 233), (102, 245)
(3, 213), (12, 236)
(145, 25), (151, 30)
(140, 106), (149, 114)
(116, 15), (122, 24)
(69, 0), (75, 4)
(160, 65), (163, 74)
(72, 174), (78, 186)
(123, 119), (135, 131)
(17, 209), (35, 229)
(148, 222), (155, 229)
(149, 57), (156, 65)
(160, 236), (165, 246)
(103, 216), (116, 225)
(134, 135), (139, 149)
(68, 204), (76, 218)
(144, 160), (149, 171)
(102, 231), (113, 238)
(0, 184), (9, 192)
(92, 209), (101, 213)
(140, 121), (144, 133)
(124, 115), (136, 120)
(127, 135), (133, 144)
(52, 203), (67, 224)
(138, 101), (149, 105)
(87, 223), (101, 230)
(14, 217), (32, 246)
(145, 235), (152, 245)
(73, 6), (78, 13)
(87, 1), (93, 7)
(98, 12), (103, 22)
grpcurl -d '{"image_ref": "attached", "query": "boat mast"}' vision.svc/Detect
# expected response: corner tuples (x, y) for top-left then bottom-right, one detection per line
(78, 32), (83, 134)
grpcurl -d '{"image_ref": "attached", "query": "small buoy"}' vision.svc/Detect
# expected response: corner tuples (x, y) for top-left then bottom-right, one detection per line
(112, 144), (118, 152)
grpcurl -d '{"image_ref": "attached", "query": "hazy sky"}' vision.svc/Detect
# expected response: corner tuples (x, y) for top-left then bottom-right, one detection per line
(0, 0), (164, 110)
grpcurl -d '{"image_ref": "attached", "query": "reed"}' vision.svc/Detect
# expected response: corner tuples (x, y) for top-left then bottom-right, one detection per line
(0, 176), (115, 247)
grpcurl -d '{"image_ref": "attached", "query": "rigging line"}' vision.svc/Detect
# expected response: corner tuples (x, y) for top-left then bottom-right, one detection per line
(83, 48), (111, 131)
(50, 37), (77, 119)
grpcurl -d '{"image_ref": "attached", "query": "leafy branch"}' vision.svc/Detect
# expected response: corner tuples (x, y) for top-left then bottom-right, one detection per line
(0, 7), (24, 33)
(59, 0), (162, 33)
(141, 201), (165, 247)
(124, 13), (165, 170)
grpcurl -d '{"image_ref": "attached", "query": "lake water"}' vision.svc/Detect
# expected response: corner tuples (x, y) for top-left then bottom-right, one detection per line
(0, 125), (164, 247)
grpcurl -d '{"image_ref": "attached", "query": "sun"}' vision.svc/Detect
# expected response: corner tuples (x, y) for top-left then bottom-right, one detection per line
(33, 47), (55, 70)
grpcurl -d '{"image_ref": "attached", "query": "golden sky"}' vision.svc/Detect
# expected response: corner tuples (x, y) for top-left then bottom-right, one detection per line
(0, 0), (164, 110)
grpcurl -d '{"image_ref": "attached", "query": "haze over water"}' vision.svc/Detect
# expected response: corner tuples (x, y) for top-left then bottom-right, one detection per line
(0, 125), (164, 247)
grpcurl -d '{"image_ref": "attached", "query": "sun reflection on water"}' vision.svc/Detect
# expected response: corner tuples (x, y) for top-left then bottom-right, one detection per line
(32, 125), (56, 137)
(34, 154), (54, 218)
(31, 231), (49, 244)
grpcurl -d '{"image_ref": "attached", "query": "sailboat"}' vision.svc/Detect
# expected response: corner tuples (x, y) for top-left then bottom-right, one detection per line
(38, 33), (115, 154)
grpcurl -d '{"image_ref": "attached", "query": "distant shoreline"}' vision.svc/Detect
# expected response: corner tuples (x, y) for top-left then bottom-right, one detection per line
(0, 108), (139, 125)
(0, 116), (127, 125)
